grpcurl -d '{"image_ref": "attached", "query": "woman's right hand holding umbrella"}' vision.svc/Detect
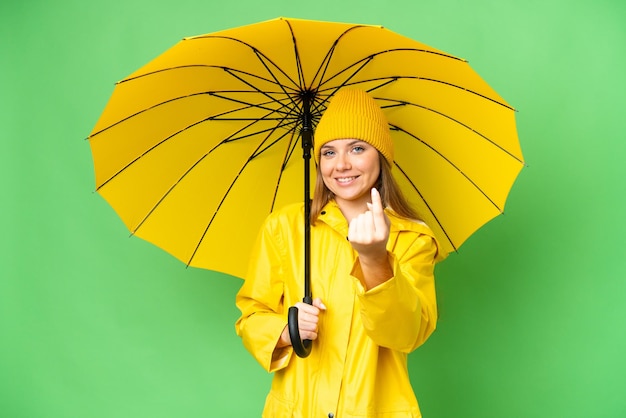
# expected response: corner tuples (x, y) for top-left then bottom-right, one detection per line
(278, 298), (326, 347)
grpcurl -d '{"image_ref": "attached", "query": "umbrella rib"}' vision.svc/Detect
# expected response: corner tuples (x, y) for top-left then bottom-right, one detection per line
(390, 123), (503, 213)
(384, 98), (523, 165)
(206, 89), (301, 125)
(309, 78), (397, 124)
(187, 35), (302, 91)
(319, 57), (375, 101)
(96, 105), (293, 191)
(268, 125), (300, 213)
(89, 89), (293, 139)
(250, 99), (304, 159)
(186, 114), (299, 266)
(94, 67), (308, 142)
(220, 66), (297, 111)
(284, 19), (307, 91)
(313, 47), (515, 112)
(314, 48), (445, 87)
(213, 87), (305, 150)
(368, 75), (515, 111)
(313, 73), (517, 122)
(393, 162), (457, 252)
(304, 40), (377, 120)
(117, 64), (297, 100)
(309, 24), (389, 91)
(308, 29), (344, 89)
(128, 108), (291, 251)
(250, 48), (305, 113)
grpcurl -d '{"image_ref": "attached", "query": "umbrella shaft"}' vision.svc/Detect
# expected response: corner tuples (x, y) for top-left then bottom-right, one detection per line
(302, 95), (313, 301)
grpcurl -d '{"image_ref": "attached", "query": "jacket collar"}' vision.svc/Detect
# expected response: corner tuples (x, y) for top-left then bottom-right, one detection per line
(316, 201), (349, 238)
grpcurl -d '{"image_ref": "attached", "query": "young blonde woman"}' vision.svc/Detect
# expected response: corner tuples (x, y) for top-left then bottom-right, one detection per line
(236, 88), (445, 418)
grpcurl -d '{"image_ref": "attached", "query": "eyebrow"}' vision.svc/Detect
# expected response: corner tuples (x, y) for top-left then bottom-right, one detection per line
(320, 140), (367, 150)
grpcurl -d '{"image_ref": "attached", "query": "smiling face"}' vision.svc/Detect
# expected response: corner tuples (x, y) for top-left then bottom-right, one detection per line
(319, 138), (381, 214)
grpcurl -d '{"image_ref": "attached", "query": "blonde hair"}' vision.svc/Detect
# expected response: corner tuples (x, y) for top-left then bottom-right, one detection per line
(310, 153), (420, 224)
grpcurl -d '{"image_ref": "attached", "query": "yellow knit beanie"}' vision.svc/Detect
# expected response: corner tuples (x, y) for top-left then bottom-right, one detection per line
(314, 88), (394, 164)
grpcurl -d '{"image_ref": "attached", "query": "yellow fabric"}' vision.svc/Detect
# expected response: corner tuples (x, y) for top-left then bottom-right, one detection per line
(235, 201), (441, 418)
(314, 88), (394, 164)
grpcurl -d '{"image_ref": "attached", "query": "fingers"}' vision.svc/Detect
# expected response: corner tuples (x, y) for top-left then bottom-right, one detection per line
(348, 188), (389, 244)
(293, 299), (326, 341)
(348, 188), (390, 260)
(348, 210), (375, 242)
(295, 300), (320, 315)
(312, 297), (327, 310)
(370, 187), (383, 214)
(370, 188), (388, 231)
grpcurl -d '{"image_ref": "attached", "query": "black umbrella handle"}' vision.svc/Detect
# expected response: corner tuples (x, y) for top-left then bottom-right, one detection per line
(288, 296), (313, 358)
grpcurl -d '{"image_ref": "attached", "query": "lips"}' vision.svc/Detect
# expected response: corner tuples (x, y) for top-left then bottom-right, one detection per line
(336, 176), (358, 184)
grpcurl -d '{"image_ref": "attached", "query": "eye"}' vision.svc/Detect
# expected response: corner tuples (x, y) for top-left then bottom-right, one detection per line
(351, 145), (366, 153)
(321, 149), (335, 157)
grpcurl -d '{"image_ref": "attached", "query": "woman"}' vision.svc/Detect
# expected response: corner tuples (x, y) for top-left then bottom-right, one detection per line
(236, 88), (445, 418)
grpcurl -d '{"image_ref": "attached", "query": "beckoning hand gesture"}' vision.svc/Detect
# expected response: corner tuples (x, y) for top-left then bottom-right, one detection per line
(348, 188), (393, 289)
(348, 188), (390, 257)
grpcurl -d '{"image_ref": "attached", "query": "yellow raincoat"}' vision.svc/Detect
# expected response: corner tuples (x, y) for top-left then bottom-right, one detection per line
(236, 200), (443, 418)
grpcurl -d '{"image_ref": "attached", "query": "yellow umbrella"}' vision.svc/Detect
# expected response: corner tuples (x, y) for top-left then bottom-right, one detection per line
(89, 16), (524, 279)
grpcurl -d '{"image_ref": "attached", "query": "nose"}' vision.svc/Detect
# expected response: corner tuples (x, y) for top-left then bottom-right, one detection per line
(335, 152), (351, 170)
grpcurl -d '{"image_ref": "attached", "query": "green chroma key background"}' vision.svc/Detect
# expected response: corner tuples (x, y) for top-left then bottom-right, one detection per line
(1, 0), (624, 416)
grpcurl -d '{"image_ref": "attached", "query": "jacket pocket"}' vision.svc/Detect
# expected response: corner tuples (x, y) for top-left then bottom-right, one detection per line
(262, 391), (296, 418)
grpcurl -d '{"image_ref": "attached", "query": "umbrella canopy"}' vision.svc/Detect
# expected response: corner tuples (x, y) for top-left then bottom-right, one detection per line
(89, 17), (524, 280)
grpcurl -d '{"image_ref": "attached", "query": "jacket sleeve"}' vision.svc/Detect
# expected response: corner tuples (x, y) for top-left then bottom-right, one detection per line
(352, 232), (439, 353)
(235, 217), (293, 372)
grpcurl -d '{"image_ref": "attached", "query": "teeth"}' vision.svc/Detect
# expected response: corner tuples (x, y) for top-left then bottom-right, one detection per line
(337, 177), (356, 183)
